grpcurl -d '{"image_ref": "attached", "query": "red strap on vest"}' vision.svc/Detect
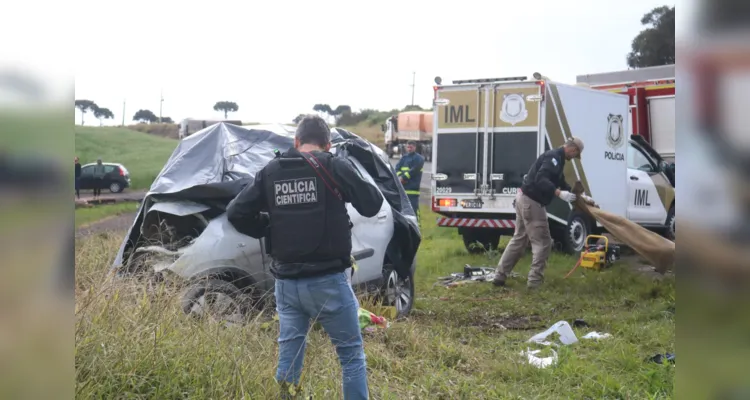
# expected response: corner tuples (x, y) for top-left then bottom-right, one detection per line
(300, 152), (343, 201)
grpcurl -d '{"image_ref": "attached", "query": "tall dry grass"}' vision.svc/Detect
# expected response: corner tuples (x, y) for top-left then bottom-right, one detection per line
(76, 209), (675, 399)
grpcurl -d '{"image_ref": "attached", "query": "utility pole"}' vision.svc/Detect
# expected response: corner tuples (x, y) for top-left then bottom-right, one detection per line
(159, 89), (164, 123)
(410, 71), (416, 106)
(122, 99), (126, 126)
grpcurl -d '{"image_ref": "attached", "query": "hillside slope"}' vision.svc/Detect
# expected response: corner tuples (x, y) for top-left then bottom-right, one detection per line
(75, 126), (177, 190)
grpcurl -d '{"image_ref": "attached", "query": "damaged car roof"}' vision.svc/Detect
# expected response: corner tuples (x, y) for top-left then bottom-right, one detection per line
(113, 122), (421, 273)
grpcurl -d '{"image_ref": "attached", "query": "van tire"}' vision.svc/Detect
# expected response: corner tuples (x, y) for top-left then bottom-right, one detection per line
(665, 205), (675, 241)
(462, 229), (501, 254)
(561, 211), (592, 255)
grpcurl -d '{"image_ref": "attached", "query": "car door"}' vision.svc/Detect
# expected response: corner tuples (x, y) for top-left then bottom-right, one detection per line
(79, 165), (94, 189)
(103, 165), (117, 186)
(345, 157), (394, 285)
(626, 142), (667, 225)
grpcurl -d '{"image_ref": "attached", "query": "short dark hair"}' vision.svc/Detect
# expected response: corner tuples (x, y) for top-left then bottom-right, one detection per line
(295, 115), (330, 147)
(407, 140), (417, 146)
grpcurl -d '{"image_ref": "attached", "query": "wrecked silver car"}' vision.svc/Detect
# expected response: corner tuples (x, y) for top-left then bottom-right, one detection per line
(113, 123), (421, 320)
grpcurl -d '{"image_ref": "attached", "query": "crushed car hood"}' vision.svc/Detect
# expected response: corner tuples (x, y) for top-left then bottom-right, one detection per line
(113, 122), (421, 277)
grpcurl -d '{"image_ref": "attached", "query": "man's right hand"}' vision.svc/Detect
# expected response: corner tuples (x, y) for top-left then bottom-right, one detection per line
(557, 190), (577, 203)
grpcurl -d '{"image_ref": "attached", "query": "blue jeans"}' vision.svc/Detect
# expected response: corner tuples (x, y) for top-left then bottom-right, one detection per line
(275, 272), (369, 399)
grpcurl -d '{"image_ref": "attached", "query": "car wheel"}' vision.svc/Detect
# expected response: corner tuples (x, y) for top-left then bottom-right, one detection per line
(461, 229), (501, 254)
(665, 205), (675, 241)
(381, 265), (414, 318)
(562, 211), (591, 255)
(109, 182), (123, 193)
(181, 279), (250, 324)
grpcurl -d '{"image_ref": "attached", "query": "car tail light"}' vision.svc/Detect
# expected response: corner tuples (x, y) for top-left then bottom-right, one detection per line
(437, 198), (457, 208)
(119, 167), (125, 176)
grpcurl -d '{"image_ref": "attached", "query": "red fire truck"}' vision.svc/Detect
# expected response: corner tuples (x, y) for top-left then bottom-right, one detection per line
(576, 64), (675, 162)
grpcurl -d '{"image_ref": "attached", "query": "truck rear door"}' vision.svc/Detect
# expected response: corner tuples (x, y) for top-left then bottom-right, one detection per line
(433, 85), (484, 196)
(486, 82), (542, 202)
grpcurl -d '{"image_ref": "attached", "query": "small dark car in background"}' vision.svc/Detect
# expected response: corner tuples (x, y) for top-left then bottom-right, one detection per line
(79, 162), (131, 193)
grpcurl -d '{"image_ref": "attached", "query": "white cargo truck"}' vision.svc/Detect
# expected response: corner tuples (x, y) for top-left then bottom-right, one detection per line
(381, 111), (433, 161)
(430, 74), (675, 254)
(179, 118), (242, 139)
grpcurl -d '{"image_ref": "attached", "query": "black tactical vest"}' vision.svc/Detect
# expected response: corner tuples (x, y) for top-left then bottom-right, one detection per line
(521, 148), (566, 206)
(262, 150), (352, 272)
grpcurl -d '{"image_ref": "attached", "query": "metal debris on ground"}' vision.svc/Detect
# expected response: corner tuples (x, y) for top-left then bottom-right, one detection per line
(436, 265), (521, 288)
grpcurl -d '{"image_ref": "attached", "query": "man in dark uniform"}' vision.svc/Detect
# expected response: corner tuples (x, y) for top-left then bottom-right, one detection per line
(492, 137), (595, 289)
(74, 156), (82, 199)
(226, 115), (384, 400)
(394, 140), (424, 218)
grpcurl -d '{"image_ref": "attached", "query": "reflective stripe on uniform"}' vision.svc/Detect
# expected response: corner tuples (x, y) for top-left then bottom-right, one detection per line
(400, 167), (410, 171)
(396, 171), (402, 176)
(404, 172), (411, 179)
(405, 190), (420, 195)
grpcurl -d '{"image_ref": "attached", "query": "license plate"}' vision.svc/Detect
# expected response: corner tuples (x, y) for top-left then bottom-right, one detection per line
(461, 199), (483, 209)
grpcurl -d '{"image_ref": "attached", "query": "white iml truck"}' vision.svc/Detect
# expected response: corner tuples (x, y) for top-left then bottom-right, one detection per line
(430, 74), (675, 254)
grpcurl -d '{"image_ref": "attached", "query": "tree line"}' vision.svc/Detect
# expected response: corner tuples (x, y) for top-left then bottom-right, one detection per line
(293, 104), (426, 127)
(74, 100), (240, 125)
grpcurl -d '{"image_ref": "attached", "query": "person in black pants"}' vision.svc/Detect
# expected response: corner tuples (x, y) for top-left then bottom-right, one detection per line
(74, 157), (81, 199)
(92, 159), (105, 199)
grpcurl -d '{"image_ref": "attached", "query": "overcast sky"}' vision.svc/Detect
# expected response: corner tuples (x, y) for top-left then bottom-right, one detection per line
(69, 0), (685, 126)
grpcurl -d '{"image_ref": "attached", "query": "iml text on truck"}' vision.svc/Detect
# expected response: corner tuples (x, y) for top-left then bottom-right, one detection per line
(430, 73), (675, 255)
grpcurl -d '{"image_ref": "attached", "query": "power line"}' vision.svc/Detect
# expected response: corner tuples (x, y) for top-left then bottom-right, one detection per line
(410, 72), (416, 106)
(159, 89), (164, 123)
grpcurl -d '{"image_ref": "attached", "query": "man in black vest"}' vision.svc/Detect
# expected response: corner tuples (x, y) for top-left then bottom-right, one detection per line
(226, 115), (384, 399)
(493, 137), (595, 289)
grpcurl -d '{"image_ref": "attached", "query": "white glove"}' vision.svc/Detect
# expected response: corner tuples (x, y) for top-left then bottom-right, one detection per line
(558, 190), (577, 203)
(581, 194), (600, 208)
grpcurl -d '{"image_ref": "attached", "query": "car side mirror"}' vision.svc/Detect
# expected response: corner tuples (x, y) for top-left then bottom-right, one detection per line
(381, 124), (386, 132)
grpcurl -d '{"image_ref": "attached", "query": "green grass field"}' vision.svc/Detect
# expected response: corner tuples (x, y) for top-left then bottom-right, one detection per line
(75, 203), (139, 228)
(75, 210), (674, 399)
(75, 126), (177, 190)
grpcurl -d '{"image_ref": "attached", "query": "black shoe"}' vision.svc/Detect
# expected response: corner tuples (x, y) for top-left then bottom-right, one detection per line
(492, 279), (505, 287)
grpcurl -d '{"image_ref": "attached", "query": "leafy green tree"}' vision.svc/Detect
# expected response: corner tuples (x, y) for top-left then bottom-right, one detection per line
(626, 6), (675, 68)
(93, 107), (114, 126)
(213, 101), (239, 119)
(132, 109), (158, 123)
(313, 103), (333, 122)
(75, 99), (98, 125)
(330, 105), (351, 124)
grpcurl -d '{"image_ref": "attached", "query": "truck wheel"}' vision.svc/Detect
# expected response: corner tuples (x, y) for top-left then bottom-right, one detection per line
(462, 229), (501, 254)
(560, 211), (592, 255)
